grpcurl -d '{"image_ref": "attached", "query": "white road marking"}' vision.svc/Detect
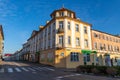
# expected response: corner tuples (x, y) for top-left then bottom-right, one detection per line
(38, 67), (46, 71)
(21, 67), (29, 71)
(43, 67), (55, 71)
(15, 68), (21, 72)
(0, 68), (4, 73)
(34, 67), (42, 71)
(8, 68), (13, 73)
(55, 74), (81, 80)
(27, 67), (36, 71)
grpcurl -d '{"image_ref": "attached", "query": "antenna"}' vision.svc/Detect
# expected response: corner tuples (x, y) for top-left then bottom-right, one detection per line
(62, 4), (64, 8)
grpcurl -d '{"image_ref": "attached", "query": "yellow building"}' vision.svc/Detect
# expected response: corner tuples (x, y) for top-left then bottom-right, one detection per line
(92, 30), (120, 66)
(0, 25), (4, 61)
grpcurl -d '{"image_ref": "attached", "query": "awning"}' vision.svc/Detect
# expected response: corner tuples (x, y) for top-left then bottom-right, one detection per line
(82, 50), (97, 54)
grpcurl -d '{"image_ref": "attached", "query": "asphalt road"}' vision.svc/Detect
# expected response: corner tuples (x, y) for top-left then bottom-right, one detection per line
(0, 61), (119, 80)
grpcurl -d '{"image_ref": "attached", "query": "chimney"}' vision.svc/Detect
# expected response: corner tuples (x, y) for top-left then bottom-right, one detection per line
(39, 26), (44, 30)
(46, 21), (49, 24)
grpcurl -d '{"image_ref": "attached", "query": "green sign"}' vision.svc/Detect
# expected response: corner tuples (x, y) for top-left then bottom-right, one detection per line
(82, 50), (97, 54)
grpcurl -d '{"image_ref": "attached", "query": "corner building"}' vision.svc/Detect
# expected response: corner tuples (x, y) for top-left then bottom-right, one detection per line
(38, 8), (95, 68)
(17, 8), (120, 68)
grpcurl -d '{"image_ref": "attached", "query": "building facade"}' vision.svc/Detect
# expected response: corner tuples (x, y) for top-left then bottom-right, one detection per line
(92, 30), (120, 66)
(0, 25), (4, 61)
(13, 8), (120, 68)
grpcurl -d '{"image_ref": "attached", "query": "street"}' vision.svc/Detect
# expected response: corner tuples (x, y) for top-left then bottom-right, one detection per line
(0, 61), (119, 80)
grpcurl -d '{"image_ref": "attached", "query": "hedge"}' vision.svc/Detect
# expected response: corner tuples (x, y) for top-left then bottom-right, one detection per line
(76, 65), (120, 77)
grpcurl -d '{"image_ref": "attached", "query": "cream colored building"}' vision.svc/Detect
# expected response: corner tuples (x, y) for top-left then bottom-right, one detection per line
(14, 8), (120, 68)
(27, 8), (93, 68)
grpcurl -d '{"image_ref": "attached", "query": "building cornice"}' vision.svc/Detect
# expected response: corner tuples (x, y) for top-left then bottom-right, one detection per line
(92, 29), (120, 38)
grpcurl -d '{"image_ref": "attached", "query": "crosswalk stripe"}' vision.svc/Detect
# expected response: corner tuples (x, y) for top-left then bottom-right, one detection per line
(34, 67), (42, 71)
(15, 68), (21, 72)
(8, 68), (13, 73)
(0, 66), (55, 73)
(43, 67), (55, 71)
(0, 68), (4, 73)
(38, 67), (45, 70)
(27, 67), (36, 71)
(21, 67), (29, 71)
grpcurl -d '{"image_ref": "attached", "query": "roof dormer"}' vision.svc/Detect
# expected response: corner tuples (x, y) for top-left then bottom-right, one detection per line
(50, 8), (76, 19)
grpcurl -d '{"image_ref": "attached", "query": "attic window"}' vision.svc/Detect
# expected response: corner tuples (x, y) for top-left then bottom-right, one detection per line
(67, 12), (71, 17)
(59, 12), (64, 16)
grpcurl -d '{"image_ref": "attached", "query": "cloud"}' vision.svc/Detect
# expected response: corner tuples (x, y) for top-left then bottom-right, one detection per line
(0, 0), (17, 17)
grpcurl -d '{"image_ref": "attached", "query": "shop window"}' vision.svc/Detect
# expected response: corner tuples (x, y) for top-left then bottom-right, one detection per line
(83, 54), (90, 62)
(70, 52), (79, 62)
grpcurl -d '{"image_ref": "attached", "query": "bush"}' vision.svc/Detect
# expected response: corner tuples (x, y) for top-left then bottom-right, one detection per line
(76, 65), (120, 76)
(91, 68), (99, 74)
(106, 67), (117, 76)
(114, 66), (120, 76)
(76, 65), (94, 73)
(96, 66), (107, 74)
(76, 65), (87, 73)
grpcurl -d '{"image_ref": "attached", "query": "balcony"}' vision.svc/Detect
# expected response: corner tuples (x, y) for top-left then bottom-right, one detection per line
(57, 28), (64, 33)
(56, 44), (64, 50)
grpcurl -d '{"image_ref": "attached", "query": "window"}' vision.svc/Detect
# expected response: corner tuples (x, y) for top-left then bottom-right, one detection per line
(59, 21), (64, 29)
(52, 22), (55, 32)
(87, 54), (90, 62)
(94, 33), (98, 37)
(106, 36), (108, 41)
(117, 47), (119, 52)
(84, 54), (90, 62)
(52, 38), (55, 46)
(67, 12), (71, 17)
(104, 44), (106, 50)
(45, 29), (47, 36)
(75, 24), (79, 32)
(108, 45), (110, 50)
(48, 26), (51, 34)
(94, 42), (97, 49)
(100, 43), (103, 50)
(59, 36), (63, 45)
(98, 34), (101, 39)
(70, 52), (79, 61)
(48, 39), (50, 47)
(111, 46), (113, 51)
(103, 35), (105, 39)
(85, 39), (88, 47)
(110, 37), (112, 41)
(68, 36), (71, 45)
(68, 22), (71, 30)
(76, 37), (80, 46)
(59, 12), (64, 16)
(84, 26), (87, 34)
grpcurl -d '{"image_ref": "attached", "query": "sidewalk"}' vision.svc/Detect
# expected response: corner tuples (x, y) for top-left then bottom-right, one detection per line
(0, 60), (3, 68)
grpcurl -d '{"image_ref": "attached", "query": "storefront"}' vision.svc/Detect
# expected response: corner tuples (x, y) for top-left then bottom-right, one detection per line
(82, 50), (97, 65)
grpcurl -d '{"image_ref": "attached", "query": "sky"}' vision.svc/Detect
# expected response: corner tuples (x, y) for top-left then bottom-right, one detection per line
(0, 0), (120, 54)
